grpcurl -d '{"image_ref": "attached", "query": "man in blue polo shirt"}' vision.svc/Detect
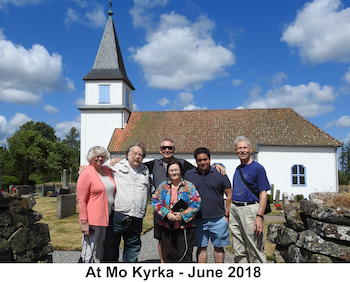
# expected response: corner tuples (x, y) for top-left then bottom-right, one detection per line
(229, 136), (270, 263)
(184, 147), (232, 263)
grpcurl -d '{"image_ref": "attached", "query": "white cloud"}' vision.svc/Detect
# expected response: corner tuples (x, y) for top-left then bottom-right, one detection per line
(343, 132), (350, 143)
(282, 0), (350, 64)
(0, 0), (47, 10)
(130, 0), (170, 29)
(174, 91), (207, 111)
(342, 67), (350, 84)
(130, 11), (235, 91)
(0, 32), (72, 105)
(327, 115), (350, 128)
(232, 79), (243, 86)
(0, 112), (31, 143)
(267, 72), (288, 87)
(8, 112), (31, 127)
(65, 77), (76, 91)
(74, 97), (85, 107)
(156, 98), (170, 106)
(55, 116), (81, 140)
(245, 82), (336, 118)
(336, 116), (350, 127)
(0, 88), (41, 105)
(133, 103), (138, 111)
(64, 3), (107, 28)
(43, 104), (59, 114)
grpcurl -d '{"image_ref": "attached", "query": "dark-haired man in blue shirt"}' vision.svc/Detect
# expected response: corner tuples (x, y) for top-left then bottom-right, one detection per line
(184, 147), (232, 263)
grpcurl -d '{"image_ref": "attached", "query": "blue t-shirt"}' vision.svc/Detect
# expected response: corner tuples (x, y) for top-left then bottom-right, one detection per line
(232, 161), (270, 202)
(184, 167), (231, 219)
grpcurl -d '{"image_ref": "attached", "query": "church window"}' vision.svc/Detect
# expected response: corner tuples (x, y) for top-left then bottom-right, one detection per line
(126, 89), (130, 108)
(99, 85), (110, 103)
(291, 165), (306, 186)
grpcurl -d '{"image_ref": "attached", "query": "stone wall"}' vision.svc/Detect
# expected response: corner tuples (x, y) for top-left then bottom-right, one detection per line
(267, 192), (350, 263)
(0, 192), (53, 262)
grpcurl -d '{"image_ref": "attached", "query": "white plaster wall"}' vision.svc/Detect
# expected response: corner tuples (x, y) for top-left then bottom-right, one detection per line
(80, 111), (123, 165)
(256, 146), (339, 199)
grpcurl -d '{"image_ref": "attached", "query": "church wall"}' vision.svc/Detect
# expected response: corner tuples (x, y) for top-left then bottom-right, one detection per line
(80, 111), (123, 164)
(257, 146), (339, 199)
(128, 147), (339, 200)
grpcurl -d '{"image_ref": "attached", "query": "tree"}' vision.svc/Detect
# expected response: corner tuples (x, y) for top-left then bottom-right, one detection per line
(339, 141), (350, 185)
(62, 127), (80, 182)
(20, 121), (58, 142)
(340, 141), (350, 174)
(7, 129), (50, 184)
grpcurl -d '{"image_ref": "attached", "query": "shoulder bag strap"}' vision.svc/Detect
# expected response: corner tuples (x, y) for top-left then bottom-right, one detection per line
(238, 167), (259, 200)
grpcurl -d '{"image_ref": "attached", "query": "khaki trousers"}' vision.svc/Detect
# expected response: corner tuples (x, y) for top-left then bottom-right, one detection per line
(229, 202), (266, 263)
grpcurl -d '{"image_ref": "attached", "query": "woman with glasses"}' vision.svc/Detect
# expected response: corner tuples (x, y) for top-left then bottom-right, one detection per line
(152, 159), (201, 262)
(77, 146), (116, 263)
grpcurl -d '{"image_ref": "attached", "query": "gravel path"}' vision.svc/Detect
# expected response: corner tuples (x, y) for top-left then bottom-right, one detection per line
(53, 215), (284, 263)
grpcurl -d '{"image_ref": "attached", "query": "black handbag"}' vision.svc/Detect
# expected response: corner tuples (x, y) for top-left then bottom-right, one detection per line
(238, 167), (271, 214)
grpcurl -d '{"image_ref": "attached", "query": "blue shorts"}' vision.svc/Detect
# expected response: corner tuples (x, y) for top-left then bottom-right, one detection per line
(194, 217), (231, 248)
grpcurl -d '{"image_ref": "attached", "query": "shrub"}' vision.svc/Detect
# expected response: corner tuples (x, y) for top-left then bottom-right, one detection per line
(267, 194), (273, 203)
(1, 176), (19, 192)
(296, 194), (304, 202)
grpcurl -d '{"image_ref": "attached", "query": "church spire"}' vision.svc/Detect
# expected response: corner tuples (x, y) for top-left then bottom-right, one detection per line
(83, 0), (135, 90)
(108, 0), (113, 20)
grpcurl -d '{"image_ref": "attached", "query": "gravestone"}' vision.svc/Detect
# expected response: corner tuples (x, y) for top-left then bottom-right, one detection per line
(12, 185), (33, 197)
(275, 190), (280, 205)
(282, 192), (289, 204)
(62, 169), (69, 189)
(42, 185), (56, 197)
(57, 194), (77, 219)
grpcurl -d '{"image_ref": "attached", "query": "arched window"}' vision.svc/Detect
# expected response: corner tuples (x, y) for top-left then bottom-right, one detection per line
(291, 165), (306, 186)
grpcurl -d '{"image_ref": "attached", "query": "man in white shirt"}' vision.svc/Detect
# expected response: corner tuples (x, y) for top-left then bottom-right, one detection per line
(104, 142), (151, 262)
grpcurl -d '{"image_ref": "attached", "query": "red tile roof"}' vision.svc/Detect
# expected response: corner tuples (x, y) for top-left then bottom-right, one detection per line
(108, 108), (342, 154)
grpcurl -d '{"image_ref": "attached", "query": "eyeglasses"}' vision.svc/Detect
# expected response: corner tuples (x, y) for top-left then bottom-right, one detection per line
(130, 150), (143, 157)
(161, 146), (174, 151)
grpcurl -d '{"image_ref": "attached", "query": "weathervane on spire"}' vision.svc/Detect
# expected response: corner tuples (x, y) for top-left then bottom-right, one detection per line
(108, 0), (113, 19)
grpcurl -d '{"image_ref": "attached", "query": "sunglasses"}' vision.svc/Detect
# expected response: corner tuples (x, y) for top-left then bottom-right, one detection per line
(161, 146), (174, 151)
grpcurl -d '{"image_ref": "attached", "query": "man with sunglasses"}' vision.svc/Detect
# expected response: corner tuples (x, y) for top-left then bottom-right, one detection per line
(144, 138), (195, 262)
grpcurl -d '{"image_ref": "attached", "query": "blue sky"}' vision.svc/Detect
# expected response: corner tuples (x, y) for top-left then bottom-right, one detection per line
(1, 0), (350, 147)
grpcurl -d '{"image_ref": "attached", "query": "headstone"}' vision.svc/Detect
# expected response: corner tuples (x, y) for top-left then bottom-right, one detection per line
(57, 194), (77, 219)
(62, 169), (69, 189)
(282, 192), (289, 204)
(275, 190), (280, 205)
(270, 184), (274, 203)
(42, 185), (56, 197)
(13, 185), (33, 197)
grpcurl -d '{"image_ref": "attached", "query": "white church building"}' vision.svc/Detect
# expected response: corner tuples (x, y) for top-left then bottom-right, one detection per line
(79, 4), (342, 200)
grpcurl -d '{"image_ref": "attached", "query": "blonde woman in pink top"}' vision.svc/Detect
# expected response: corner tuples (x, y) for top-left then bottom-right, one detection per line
(77, 146), (116, 263)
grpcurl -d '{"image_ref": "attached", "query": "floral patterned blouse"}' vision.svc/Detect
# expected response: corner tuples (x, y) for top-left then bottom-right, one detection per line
(152, 179), (201, 229)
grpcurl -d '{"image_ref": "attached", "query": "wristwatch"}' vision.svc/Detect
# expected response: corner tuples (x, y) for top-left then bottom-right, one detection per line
(256, 214), (263, 219)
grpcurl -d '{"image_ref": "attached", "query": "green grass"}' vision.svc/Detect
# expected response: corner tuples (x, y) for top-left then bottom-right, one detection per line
(33, 195), (155, 251)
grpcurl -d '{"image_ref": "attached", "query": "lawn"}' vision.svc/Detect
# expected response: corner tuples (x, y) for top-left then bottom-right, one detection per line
(33, 195), (154, 251)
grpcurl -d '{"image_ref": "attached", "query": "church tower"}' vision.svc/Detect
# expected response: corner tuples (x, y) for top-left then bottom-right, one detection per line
(79, 1), (135, 164)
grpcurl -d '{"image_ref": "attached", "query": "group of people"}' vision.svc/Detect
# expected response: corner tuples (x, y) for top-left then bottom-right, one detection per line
(77, 136), (271, 263)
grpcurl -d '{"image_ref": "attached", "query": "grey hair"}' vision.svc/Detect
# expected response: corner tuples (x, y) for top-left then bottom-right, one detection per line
(234, 136), (252, 148)
(159, 138), (175, 149)
(126, 142), (146, 158)
(86, 146), (110, 163)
